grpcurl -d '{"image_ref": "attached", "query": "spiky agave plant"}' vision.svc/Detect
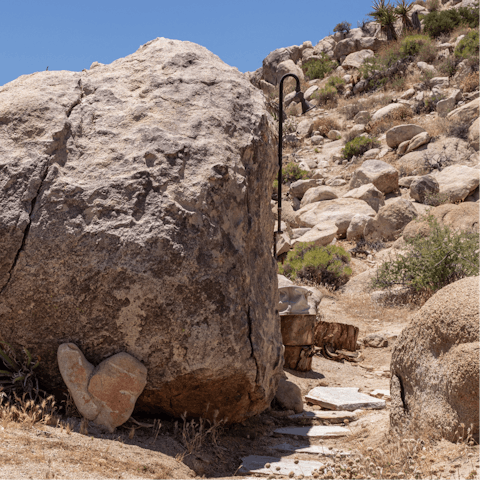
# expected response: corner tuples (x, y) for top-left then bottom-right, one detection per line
(0, 341), (41, 401)
(369, 0), (399, 41)
(395, 0), (414, 32)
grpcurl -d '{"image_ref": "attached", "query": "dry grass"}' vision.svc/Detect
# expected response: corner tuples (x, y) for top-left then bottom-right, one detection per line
(366, 105), (414, 136)
(461, 72), (480, 93)
(180, 409), (225, 456)
(311, 116), (342, 136)
(0, 391), (59, 429)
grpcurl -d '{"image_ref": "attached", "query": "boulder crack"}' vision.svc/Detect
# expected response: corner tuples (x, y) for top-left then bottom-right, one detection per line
(0, 160), (50, 296)
(246, 306), (259, 384)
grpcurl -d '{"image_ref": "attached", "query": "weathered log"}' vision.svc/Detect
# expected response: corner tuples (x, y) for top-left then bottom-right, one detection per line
(315, 321), (359, 352)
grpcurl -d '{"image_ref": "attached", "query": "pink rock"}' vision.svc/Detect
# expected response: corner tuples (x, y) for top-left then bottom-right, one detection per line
(58, 343), (147, 432)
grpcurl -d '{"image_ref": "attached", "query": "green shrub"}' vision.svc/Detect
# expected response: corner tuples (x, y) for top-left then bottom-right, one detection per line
(342, 136), (380, 159)
(334, 21), (352, 34)
(372, 215), (479, 297)
(279, 243), (352, 289)
(455, 30), (480, 65)
(423, 7), (479, 38)
(0, 342), (41, 400)
(302, 53), (337, 80)
(326, 76), (346, 88)
(400, 34), (436, 62)
(316, 85), (338, 106)
(281, 162), (309, 183)
(436, 56), (458, 77)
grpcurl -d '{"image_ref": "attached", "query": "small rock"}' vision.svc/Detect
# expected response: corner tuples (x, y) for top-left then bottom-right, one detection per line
(275, 377), (303, 414)
(363, 334), (388, 348)
(405, 132), (430, 153)
(328, 130), (341, 140)
(409, 175), (439, 203)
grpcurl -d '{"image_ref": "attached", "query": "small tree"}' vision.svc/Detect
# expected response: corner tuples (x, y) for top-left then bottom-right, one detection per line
(333, 21), (352, 34)
(395, 0), (414, 31)
(369, 0), (398, 41)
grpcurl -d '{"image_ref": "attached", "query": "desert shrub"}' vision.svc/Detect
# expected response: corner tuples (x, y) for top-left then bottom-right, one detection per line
(436, 56), (458, 77)
(281, 161), (309, 183)
(334, 21), (351, 34)
(426, 0), (440, 11)
(279, 243), (352, 289)
(372, 215), (479, 297)
(327, 76), (346, 88)
(400, 34), (436, 63)
(313, 116), (342, 136)
(316, 85), (338, 107)
(423, 191), (451, 206)
(461, 72), (480, 92)
(0, 342), (42, 401)
(342, 136), (380, 159)
(423, 7), (479, 38)
(302, 53), (337, 80)
(455, 30), (480, 66)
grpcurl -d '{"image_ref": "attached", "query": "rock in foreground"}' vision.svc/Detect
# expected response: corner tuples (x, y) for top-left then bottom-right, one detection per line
(0, 38), (282, 423)
(390, 276), (479, 441)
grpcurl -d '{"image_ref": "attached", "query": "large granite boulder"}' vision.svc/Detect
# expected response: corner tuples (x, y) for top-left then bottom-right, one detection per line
(390, 276), (479, 441)
(0, 38), (283, 423)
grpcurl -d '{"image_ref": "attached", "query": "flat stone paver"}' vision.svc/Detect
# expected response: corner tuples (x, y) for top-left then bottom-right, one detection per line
(270, 443), (352, 456)
(289, 410), (360, 423)
(274, 425), (349, 438)
(305, 387), (386, 411)
(239, 455), (325, 476)
(370, 389), (391, 399)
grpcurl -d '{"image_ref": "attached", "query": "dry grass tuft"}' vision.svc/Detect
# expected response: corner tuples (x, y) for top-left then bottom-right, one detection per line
(461, 72), (479, 93)
(180, 409), (226, 456)
(312, 116), (342, 136)
(366, 105), (414, 136)
(0, 391), (59, 428)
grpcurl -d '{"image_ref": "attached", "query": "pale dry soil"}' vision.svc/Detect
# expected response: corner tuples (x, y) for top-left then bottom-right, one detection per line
(0, 292), (478, 479)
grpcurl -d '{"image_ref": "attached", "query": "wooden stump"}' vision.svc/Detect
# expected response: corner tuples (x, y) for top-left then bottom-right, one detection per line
(314, 321), (359, 352)
(284, 345), (314, 372)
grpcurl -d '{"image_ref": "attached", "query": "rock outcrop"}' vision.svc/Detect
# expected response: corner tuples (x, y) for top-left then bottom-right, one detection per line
(390, 276), (479, 441)
(0, 38), (282, 423)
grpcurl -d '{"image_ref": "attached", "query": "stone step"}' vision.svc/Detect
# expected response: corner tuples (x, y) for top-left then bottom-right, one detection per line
(305, 387), (386, 411)
(273, 425), (349, 438)
(270, 443), (352, 456)
(288, 410), (360, 424)
(239, 455), (325, 477)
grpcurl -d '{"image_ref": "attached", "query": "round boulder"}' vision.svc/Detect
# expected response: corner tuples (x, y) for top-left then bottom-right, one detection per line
(390, 276), (479, 442)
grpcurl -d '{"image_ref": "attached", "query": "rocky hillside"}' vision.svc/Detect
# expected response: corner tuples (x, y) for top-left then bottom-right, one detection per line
(246, 0), (479, 263)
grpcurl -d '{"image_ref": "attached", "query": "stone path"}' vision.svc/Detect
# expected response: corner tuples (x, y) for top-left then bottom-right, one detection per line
(305, 387), (386, 411)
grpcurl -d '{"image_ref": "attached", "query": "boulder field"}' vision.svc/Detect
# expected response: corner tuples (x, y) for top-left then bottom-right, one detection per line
(0, 38), (283, 423)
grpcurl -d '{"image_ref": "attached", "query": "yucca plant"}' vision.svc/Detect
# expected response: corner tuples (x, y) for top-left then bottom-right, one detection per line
(369, 0), (398, 41)
(395, 0), (414, 31)
(0, 341), (41, 401)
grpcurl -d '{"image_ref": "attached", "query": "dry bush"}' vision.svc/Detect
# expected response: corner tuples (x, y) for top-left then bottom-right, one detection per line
(312, 116), (342, 136)
(366, 105), (414, 136)
(422, 116), (470, 139)
(338, 99), (364, 120)
(180, 410), (225, 456)
(461, 72), (479, 92)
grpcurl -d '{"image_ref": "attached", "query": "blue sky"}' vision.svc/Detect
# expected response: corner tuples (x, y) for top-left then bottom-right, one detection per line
(1, 0), (373, 86)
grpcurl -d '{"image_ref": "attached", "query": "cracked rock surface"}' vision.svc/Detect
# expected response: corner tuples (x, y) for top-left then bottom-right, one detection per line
(0, 37), (282, 423)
